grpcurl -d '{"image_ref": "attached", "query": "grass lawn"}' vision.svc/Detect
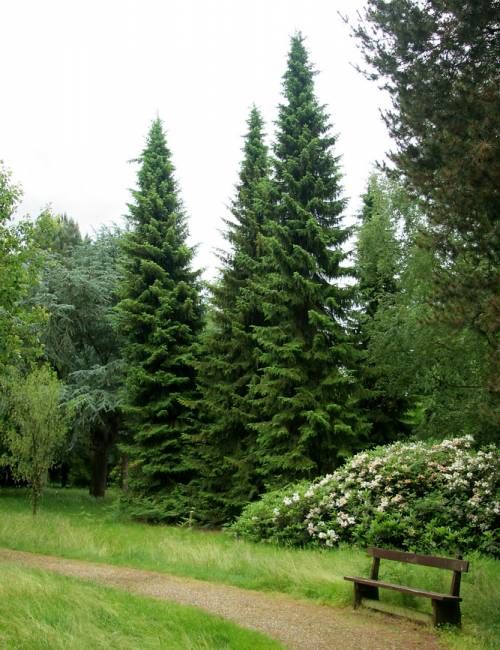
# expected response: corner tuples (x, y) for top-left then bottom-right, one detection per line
(0, 488), (498, 649)
(0, 563), (283, 649)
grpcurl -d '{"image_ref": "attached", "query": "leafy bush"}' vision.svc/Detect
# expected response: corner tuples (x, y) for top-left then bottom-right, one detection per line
(232, 437), (499, 555)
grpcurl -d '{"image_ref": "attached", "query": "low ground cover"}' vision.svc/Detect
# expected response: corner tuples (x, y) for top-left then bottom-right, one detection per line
(0, 488), (498, 649)
(0, 564), (282, 649)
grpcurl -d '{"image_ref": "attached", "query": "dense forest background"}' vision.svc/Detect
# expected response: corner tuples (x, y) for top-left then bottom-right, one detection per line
(1, 1), (498, 525)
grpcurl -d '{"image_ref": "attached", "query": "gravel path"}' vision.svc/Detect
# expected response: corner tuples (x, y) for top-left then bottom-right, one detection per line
(0, 548), (442, 650)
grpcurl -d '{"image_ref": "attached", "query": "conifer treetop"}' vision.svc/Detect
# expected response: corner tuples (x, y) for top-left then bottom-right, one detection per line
(225, 105), (270, 260)
(124, 118), (195, 285)
(274, 34), (346, 244)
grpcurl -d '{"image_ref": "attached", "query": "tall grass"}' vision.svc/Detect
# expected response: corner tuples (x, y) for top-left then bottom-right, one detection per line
(0, 564), (283, 649)
(0, 488), (498, 649)
(0, 488), (362, 604)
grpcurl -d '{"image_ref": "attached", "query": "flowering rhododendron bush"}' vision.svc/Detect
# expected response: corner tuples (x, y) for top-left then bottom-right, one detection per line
(231, 437), (500, 555)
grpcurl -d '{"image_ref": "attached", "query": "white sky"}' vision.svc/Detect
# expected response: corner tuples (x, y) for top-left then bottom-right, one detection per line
(1, 0), (391, 277)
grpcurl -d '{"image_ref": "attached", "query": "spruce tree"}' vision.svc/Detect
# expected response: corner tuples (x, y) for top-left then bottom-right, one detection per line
(195, 106), (270, 523)
(117, 119), (202, 520)
(252, 34), (367, 486)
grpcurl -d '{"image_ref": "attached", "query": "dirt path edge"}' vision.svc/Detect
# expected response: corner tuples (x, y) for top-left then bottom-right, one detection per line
(0, 548), (442, 650)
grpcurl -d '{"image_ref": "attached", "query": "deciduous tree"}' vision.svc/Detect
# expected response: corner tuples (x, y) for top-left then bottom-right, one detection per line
(3, 365), (68, 514)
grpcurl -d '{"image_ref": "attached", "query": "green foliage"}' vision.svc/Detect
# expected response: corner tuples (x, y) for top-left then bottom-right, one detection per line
(2, 366), (68, 514)
(32, 209), (84, 257)
(365, 207), (496, 442)
(353, 0), (500, 437)
(233, 437), (499, 556)
(354, 0), (499, 261)
(354, 173), (413, 444)
(32, 214), (123, 495)
(0, 163), (43, 371)
(249, 34), (367, 487)
(195, 106), (271, 523)
(117, 118), (203, 520)
(35, 225), (120, 379)
(0, 565), (282, 650)
(356, 174), (401, 317)
(352, 172), (496, 442)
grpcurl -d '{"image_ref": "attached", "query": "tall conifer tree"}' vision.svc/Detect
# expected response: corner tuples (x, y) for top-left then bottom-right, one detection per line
(117, 119), (202, 520)
(195, 107), (270, 523)
(252, 34), (366, 486)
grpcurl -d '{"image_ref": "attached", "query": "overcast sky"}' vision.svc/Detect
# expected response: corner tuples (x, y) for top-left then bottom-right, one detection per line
(1, 0), (391, 277)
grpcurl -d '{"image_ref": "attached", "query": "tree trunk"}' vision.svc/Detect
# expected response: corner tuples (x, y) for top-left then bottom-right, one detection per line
(89, 433), (109, 498)
(60, 462), (70, 488)
(32, 475), (41, 515)
(120, 453), (129, 493)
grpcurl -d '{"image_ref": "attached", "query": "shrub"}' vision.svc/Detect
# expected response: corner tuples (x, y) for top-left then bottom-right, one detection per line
(231, 437), (499, 555)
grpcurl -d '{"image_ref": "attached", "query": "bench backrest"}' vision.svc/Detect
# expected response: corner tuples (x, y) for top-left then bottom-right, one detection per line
(367, 547), (469, 572)
(367, 547), (469, 598)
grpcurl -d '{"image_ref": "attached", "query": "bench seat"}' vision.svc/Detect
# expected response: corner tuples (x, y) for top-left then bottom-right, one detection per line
(344, 575), (462, 601)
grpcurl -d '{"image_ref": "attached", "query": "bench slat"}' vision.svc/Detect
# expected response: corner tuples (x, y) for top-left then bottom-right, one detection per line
(367, 547), (469, 572)
(344, 576), (462, 601)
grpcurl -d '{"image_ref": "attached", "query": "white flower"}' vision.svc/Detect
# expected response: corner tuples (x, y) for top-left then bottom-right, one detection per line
(307, 521), (316, 534)
(377, 496), (390, 512)
(337, 512), (355, 527)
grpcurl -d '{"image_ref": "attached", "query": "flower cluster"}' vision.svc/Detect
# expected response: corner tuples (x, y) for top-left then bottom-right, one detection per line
(232, 437), (499, 555)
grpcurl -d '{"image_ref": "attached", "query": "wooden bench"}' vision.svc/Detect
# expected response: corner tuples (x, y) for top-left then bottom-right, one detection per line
(344, 547), (469, 627)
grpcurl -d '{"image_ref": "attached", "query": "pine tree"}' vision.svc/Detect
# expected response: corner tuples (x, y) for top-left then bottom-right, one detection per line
(117, 119), (203, 520)
(195, 106), (271, 523)
(252, 35), (367, 487)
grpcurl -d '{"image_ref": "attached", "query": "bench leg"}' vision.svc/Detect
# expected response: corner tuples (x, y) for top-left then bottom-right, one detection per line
(432, 600), (461, 627)
(353, 582), (379, 609)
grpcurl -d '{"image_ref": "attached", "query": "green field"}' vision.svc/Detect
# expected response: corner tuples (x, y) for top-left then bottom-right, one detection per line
(0, 564), (282, 649)
(0, 488), (498, 649)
